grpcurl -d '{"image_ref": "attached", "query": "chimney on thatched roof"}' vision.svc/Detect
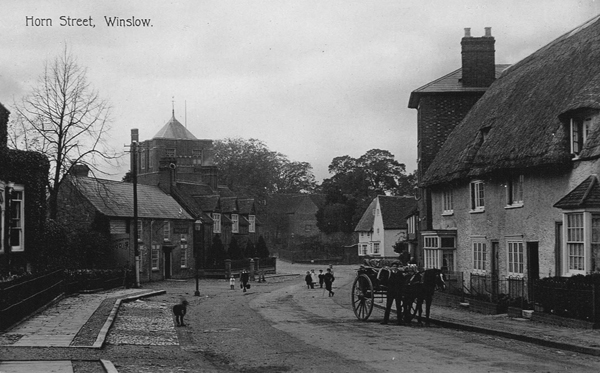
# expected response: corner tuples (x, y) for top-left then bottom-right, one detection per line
(461, 27), (496, 87)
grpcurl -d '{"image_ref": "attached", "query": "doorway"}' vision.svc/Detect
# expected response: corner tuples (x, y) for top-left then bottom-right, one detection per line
(527, 242), (539, 300)
(163, 246), (173, 279)
(491, 241), (499, 300)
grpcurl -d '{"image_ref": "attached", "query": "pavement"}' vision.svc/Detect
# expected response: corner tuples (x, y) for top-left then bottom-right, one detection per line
(0, 261), (599, 372)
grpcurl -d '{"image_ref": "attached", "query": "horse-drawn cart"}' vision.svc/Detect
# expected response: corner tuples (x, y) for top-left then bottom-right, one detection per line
(351, 259), (446, 324)
(351, 264), (386, 320)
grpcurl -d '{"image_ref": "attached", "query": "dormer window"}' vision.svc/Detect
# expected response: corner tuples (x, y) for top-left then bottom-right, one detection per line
(480, 126), (491, 142)
(232, 214), (239, 233)
(570, 117), (592, 156)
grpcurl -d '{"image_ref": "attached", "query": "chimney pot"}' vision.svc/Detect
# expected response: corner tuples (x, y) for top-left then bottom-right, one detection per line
(131, 128), (139, 143)
(485, 27), (492, 37)
(464, 28), (471, 37)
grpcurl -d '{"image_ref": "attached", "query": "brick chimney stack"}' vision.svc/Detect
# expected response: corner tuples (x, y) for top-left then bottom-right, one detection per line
(70, 164), (90, 177)
(461, 27), (496, 87)
(0, 104), (9, 152)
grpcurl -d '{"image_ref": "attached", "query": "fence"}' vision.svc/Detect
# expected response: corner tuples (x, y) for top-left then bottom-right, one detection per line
(468, 273), (527, 304)
(64, 269), (131, 293)
(533, 277), (600, 323)
(0, 269), (65, 331)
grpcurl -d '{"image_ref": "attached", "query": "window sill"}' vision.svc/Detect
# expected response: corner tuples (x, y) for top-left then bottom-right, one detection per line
(505, 203), (524, 210)
(441, 211), (454, 216)
(469, 208), (485, 214)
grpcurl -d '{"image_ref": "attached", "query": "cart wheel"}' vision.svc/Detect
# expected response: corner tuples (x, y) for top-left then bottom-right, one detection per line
(352, 274), (374, 321)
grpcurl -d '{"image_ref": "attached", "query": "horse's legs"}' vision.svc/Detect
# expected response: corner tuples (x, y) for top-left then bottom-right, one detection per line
(425, 295), (433, 326)
(415, 298), (424, 325)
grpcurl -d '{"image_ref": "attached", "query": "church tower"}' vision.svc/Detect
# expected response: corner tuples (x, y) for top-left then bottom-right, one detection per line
(134, 111), (219, 192)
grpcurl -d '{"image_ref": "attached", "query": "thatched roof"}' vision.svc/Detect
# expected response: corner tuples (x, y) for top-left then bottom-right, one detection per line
(422, 15), (600, 187)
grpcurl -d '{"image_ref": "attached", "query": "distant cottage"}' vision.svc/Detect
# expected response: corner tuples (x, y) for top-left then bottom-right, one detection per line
(354, 196), (416, 258)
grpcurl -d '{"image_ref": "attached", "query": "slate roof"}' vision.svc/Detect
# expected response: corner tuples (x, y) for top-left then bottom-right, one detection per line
(153, 114), (197, 140)
(220, 197), (238, 213)
(379, 196), (417, 229)
(354, 199), (377, 232)
(71, 176), (192, 220)
(238, 199), (255, 214)
(267, 194), (325, 214)
(554, 175), (600, 209)
(422, 15), (600, 186)
(197, 195), (220, 212)
(354, 196), (417, 232)
(408, 65), (510, 108)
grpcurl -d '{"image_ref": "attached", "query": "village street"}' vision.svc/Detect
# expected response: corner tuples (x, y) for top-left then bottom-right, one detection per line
(1, 261), (600, 372)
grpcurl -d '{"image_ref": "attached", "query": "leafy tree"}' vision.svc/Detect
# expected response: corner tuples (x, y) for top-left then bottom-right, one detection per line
(8, 47), (116, 219)
(256, 235), (270, 258)
(213, 137), (316, 201)
(227, 236), (243, 260)
(276, 160), (317, 193)
(316, 149), (416, 233)
(208, 234), (226, 266)
(244, 239), (257, 258)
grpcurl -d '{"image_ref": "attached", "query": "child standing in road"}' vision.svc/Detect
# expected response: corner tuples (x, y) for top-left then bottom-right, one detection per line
(324, 268), (335, 296)
(305, 271), (313, 289)
(230, 276), (235, 290)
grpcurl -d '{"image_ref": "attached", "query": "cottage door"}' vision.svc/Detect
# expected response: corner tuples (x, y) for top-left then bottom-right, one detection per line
(163, 246), (173, 279)
(526, 242), (539, 300)
(591, 215), (600, 272)
(491, 241), (499, 300)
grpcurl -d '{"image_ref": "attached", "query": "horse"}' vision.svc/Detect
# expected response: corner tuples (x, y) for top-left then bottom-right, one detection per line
(402, 268), (446, 326)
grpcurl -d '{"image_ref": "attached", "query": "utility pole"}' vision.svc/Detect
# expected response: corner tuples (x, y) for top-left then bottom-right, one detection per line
(131, 129), (141, 288)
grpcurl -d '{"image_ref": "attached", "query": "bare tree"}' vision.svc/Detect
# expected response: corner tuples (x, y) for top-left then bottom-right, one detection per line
(9, 46), (117, 218)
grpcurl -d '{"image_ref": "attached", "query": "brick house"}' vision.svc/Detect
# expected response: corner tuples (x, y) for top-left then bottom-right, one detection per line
(0, 102), (49, 275)
(131, 112), (259, 270)
(57, 165), (195, 281)
(354, 196), (416, 258)
(408, 27), (509, 266)
(419, 16), (600, 299)
(263, 193), (325, 251)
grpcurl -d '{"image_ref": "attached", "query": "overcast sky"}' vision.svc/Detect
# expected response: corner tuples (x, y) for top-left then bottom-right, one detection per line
(2, 1), (600, 182)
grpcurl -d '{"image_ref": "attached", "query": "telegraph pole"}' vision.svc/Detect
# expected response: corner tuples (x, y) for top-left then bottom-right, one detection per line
(131, 129), (141, 288)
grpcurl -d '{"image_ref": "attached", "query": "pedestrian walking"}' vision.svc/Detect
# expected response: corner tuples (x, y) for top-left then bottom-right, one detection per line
(324, 268), (335, 296)
(310, 269), (318, 289)
(305, 271), (313, 289)
(230, 276), (235, 290)
(318, 269), (324, 288)
(241, 270), (250, 292)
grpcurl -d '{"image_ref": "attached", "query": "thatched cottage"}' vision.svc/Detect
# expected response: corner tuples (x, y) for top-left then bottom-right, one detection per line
(419, 15), (600, 295)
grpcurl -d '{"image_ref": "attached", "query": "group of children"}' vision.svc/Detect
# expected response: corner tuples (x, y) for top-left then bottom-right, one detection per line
(305, 266), (335, 296)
